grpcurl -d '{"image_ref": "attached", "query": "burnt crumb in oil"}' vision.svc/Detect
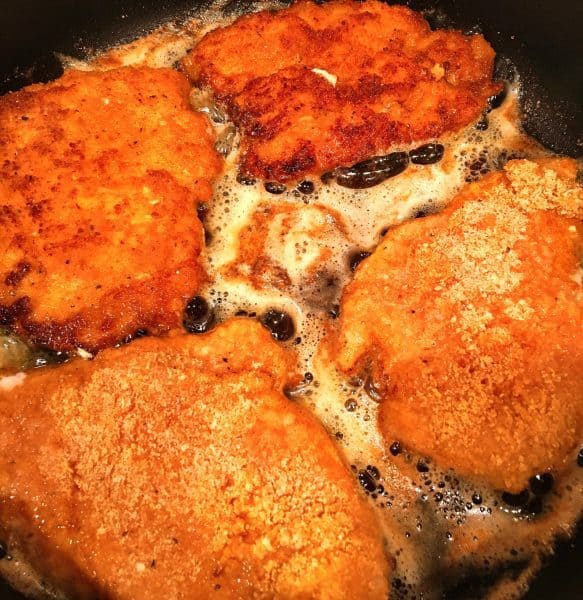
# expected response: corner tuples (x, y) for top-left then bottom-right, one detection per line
(577, 448), (583, 467)
(196, 203), (214, 244)
(201, 226), (213, 245)
(183, 296), (215, 334)
(0, 540), (7, 560)
(260, 309), (295, 341)
(391, 575), (415, 600)
(464, 155), (489, 182)
(413, 208), (430, 219)
(463, 148), (525, 183)
(302, 269), (340, 310)
(264, 181), (287, 195)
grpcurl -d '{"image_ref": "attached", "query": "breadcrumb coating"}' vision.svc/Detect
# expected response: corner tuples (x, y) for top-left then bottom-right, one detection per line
(0, 319), (389, 599)
(332, 158), (583, 492)
(0, 67), (222, 352)
(183, 0), (500, 181)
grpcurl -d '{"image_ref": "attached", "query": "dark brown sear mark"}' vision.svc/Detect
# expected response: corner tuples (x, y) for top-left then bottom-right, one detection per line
(4, 262), (31, 287)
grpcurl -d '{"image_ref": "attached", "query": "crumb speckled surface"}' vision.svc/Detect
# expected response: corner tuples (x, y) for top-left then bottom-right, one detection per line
(184, 0), (500, 181)
(0, 319), (389, 599)
(332, 158), (583, 492)
(0, 67), (222, 352)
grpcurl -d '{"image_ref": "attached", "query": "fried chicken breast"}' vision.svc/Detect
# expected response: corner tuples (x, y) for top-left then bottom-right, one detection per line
(0, 67), (222, 353)
(331, 158), (583, 492)
(0, 319), (389, 599)
(183, 0), (500, 181)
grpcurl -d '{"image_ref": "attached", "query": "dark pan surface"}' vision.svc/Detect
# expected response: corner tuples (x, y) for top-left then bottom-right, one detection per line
(0, 1), (581, 598)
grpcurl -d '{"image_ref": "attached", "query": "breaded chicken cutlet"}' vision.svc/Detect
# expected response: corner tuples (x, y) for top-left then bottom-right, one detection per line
(331, 158), (583, 492)
(0, 67), (222, 353)
(0, 319), (390, 599)
(183, 0), (501, 182)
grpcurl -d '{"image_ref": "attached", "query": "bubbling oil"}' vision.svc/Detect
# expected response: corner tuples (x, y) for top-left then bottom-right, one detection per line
(0, 1), (581, 598)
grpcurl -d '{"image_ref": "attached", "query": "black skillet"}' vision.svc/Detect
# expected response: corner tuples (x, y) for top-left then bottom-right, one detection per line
(0, 1), (581, 598)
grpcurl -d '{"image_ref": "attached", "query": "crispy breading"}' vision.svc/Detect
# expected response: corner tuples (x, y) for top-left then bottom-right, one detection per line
(0, 319), (389, 599)
(331, 159), (583, 492)
(183, 0), (501, 181)
(0, 67), (222, 352)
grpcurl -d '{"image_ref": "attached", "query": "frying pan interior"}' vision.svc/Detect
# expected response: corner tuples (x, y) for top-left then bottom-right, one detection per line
(0, 0), (581, 598)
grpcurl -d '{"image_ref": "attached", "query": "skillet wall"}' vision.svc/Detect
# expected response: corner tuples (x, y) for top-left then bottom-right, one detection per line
(0, 1), (581, 599)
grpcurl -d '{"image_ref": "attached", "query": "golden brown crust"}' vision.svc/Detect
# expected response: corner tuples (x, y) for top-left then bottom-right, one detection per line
(0, 67), (223, 352)
(331, 159), (583, 492)
(183, 0), (501, 181)
(0, 319), (390, 599)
